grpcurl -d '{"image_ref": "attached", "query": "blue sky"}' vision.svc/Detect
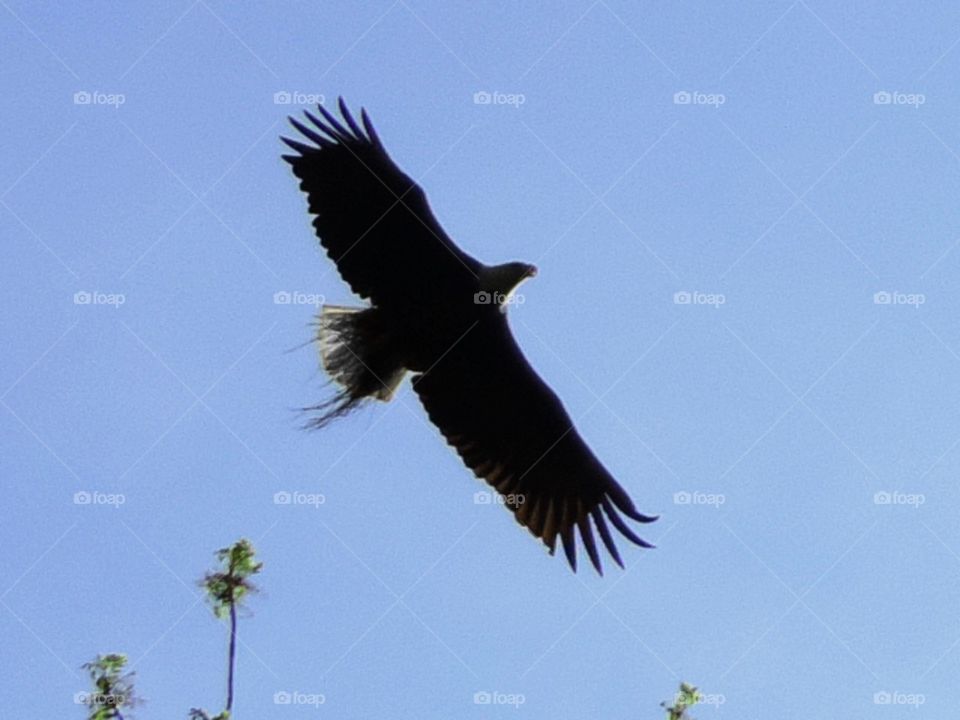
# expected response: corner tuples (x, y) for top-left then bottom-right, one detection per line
(4, 0), (960, 717)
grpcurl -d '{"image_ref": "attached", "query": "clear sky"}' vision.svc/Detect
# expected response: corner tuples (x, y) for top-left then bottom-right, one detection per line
(3, 1), (960, 717)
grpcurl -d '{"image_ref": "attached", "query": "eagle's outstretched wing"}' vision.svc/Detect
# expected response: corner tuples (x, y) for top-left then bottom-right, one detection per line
(413, 318), (657, 574)
(282, 98), (480, 306)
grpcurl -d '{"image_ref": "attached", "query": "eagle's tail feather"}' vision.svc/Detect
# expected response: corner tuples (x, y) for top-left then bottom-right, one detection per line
(306, 305), (405, 428)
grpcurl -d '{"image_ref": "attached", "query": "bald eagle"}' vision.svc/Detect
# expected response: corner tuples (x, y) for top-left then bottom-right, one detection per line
(282, 99), (657, 574)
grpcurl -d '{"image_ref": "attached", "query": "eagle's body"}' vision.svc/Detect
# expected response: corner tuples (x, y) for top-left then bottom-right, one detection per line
(283, 99), (657, 574)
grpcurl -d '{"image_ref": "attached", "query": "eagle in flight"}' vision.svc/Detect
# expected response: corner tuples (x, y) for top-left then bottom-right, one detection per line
(282, 99), (657, 574)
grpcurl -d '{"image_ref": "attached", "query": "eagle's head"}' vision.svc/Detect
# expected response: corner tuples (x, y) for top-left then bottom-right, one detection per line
(479, 262), (537, 311)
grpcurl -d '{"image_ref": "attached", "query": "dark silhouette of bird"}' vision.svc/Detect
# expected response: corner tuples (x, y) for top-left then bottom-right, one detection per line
(282, 98), (657, 574)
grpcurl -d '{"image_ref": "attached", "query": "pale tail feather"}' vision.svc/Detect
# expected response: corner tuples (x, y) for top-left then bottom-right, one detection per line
(307, 305), (406, 428)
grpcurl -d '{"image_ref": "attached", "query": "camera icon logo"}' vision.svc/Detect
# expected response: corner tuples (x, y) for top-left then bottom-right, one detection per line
(873, 491), (891, 505)
(474, 291), (492, 304)
(274, 491), (292, 505)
